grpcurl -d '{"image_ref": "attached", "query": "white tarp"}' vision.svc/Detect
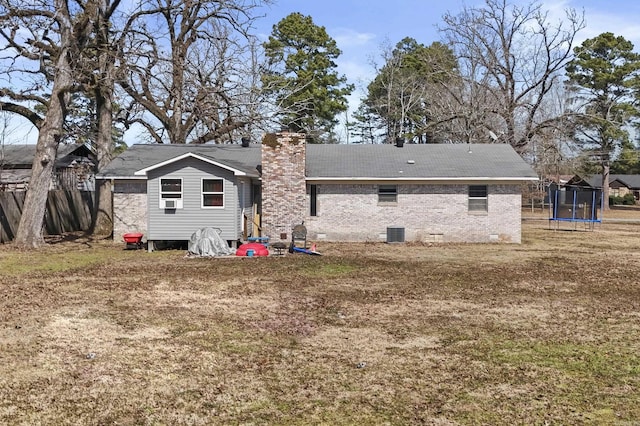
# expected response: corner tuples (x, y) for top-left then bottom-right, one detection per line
(188, 227), (234, 257)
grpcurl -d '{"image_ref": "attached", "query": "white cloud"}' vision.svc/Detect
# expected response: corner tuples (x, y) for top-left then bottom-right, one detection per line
(541, 0), (572, 17)
(542, 0), (640, 48)
(577, 10), (640, 48)
(336, 59), (375, 86)
(333, 28), (376, 49)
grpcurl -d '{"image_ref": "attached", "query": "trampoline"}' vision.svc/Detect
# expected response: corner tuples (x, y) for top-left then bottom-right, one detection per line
(548, 186), (602, 231)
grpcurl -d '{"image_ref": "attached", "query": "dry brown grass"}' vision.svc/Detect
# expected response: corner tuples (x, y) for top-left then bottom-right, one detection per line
(2, 217), (640, 425)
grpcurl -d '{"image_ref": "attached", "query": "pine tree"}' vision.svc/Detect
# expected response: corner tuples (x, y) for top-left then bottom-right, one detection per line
(262, 13), (353, 141)
(566, 32), (640, 209)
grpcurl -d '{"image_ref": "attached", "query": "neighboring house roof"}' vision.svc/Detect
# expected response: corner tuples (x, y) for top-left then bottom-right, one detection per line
(98, 144), (262, 179)
(0, 143), (93, 168)
(616, 175), (640, 189)
(98, 142), (538, 182)
(0, 169), (31, 184)
(566, 175), (598, 187)
(544, 174), (573, 185)
(306, 143), (537, 181)
(568, 174), (640, 189)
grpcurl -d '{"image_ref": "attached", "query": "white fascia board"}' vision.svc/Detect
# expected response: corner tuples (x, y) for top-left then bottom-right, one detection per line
(133, 152), (247, 176)
(305, 176), (539, 183)
(97, 175), (147, 180)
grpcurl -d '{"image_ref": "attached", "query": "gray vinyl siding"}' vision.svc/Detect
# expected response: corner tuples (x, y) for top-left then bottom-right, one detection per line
(237, 177), (253, 235)
(147, 157), (240, 241)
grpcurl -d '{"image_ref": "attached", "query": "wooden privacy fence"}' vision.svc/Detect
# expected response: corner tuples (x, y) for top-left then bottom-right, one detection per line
(0, 190), (95, 243)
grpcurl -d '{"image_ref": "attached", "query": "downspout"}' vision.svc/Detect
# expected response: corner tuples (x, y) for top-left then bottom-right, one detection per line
(234, 180), (240, 244)
(239, 180), (244, 241)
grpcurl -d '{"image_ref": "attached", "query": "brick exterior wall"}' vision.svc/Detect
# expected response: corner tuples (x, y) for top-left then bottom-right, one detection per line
(261, 132), (307, 240)
(113, 181), (147, 241)
(304, 183), (522, 243)
(112, 140), (523, 244)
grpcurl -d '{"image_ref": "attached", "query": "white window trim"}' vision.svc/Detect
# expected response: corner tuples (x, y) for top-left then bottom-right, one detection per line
(202, 178), (225, 209)
(159, 177), (183, 209)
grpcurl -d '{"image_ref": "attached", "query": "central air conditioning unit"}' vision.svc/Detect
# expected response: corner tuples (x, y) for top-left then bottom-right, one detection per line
(160, 198), (181, 209)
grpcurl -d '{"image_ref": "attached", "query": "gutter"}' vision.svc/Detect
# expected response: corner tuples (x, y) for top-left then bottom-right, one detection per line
(305, 177), (539, 183)
(96, 175), (147, 180)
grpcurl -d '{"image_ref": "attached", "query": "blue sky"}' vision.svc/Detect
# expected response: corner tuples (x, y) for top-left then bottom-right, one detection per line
(4, 0), (640, 145)
(255, 0), (640, 132)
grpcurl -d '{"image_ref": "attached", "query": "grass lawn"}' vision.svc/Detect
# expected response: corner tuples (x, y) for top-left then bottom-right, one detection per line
(1, 218), (640, 425)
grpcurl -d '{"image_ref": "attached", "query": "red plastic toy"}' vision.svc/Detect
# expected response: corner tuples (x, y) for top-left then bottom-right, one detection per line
(235, 242), (269, 257)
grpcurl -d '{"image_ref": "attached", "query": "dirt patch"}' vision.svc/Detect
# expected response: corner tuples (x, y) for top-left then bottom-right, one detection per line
(1, 221), (640, 424)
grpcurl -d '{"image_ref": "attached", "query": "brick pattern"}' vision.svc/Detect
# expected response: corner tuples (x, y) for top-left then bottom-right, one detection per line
(112, 137), (523, 244)
(304, 184), (522, 243)
(261, 133), (307, 240)
(113, 193), (147, 241)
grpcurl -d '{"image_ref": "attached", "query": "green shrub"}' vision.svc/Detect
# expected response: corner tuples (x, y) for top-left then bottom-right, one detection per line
(609, 194), (637, 205)
(623, 193), (636, 205)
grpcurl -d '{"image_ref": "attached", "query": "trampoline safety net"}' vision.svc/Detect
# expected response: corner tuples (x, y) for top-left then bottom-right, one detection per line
(549, 187), (602, 223)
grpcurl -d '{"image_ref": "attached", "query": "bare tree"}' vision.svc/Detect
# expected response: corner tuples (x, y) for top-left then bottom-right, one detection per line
(1, 0), (132, 242)
(427, 62), (505, 144)
(0, 0), (100, 247)
(1, 0), (270, 246)
(88, 0), (123, 234)
(118, 0), (266, 144)
(440, 0), (584, 153)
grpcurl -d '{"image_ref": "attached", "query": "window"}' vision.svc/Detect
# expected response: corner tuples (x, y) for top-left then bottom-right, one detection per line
(202, 179), (224, 207)
(378, 185), (398, 203)
(309, 184), (318, 216)
(160, 178), (182, 208)
(468, 185), (488, 212)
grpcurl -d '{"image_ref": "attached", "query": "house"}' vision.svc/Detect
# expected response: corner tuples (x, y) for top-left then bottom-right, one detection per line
(0, 143), (96, 191)
(97, 133), (538, 248)
(567, 174), (640, 201)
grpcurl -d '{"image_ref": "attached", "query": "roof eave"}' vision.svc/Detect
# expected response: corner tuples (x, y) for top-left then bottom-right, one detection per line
(96, 175), (147, 180)
(133, 152), (248, 176)
(305, 176), (539, 183)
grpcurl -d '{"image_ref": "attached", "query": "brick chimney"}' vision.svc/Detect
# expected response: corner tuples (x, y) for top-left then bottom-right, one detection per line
(261, 132), (307, 240)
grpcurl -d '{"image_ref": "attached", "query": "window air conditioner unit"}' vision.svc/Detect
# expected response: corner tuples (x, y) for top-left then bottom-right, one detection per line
(161, 199), (180, 209)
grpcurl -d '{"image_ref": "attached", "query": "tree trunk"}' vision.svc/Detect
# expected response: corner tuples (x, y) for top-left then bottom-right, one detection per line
(92, 84), (114, 236)
(14, 6), (73, 248)
(602, 161), (610, 211)
(93, 178), (113, 235)
(91, 0), (118, 236)
(14, 129), (60, 247)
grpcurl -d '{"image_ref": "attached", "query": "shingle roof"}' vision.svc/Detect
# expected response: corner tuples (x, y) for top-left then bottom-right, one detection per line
(98, 144), (262, 178)
(0, 143), (88, 167)
(570, 174), (640, 189)
(306, 143), (537, 180)
(615, 175), (640, 189)
(98, 143), (538, 181)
